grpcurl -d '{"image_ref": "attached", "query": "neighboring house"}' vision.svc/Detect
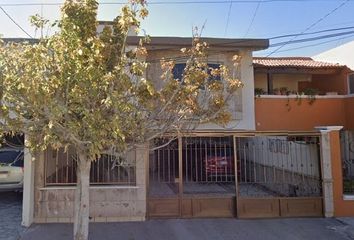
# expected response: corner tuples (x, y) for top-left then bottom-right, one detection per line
(16, 38), (354, 226)
(253, 56), (354, 217)
(253, 57), (354, 131)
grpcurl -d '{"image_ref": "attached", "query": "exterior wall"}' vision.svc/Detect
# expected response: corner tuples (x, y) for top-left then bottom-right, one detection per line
(254, 72), (268, 91)
(33, 145), (148, 223)
(255, 96), (348, 131)
(345, 96), (354, 130)
(255, 72), (310, 93)
(314, 40), (354, 71)
(146, 48), (255, 131)
(298, 70), (349, 95)
(329, 130), (354, 216)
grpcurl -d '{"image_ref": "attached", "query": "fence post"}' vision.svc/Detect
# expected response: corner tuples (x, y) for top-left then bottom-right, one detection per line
(315, 126), (343, 218)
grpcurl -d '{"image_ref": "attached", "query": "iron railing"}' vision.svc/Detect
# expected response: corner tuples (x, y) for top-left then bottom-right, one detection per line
(45, 148), (136, 186)
(341, 130), (354, 194)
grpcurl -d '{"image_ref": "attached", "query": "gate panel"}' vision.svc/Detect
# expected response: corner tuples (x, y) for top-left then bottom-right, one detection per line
(148, 198), (180, 218)
(148, 139), (180, 218)
(191, 197), (235, 218)
(182, 137), (236, 218)
(236, 135), (323, 218)
(279, 198), (322, 217)
(238, 198), (279, 218)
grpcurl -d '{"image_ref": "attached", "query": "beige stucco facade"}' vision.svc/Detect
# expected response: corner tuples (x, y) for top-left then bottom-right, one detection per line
(21, 36), (269, 226)
(30, 145), (148, 223)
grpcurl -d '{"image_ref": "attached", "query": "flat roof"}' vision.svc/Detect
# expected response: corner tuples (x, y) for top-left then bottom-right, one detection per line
(1, 36), (269, 51)
(127, 36), (269, 51)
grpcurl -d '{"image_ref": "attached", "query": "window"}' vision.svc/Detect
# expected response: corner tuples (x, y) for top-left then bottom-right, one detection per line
(349, 73), (354, 94)
(45, 148), (136, 186)
(172, 63), (221, 81)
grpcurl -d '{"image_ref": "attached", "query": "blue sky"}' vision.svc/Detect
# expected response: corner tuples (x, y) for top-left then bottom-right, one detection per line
(1, 0), (354, 57)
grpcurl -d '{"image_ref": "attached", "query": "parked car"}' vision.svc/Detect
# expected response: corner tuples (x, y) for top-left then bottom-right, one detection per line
(204, 155), (234, 178)
(0, 149), (24, 191)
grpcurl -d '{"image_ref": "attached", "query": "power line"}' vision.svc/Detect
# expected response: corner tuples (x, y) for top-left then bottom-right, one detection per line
(0, 6), (33, 38)
(269, 30), (354, 47)
(265, 33), (354, 54)
(224, 1), (233, 36)
(243, 0), (262, 37)
(0, 0), (354, 6)
(269, 26), (354, 40)
(145, 28), (354, 63)
(266, 0), (351, 56)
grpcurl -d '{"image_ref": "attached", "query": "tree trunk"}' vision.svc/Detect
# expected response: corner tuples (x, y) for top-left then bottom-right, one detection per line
(73, 152), (91, 240)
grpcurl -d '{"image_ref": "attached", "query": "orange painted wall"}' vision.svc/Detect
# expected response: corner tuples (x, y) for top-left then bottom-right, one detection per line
(255, 97), (347, 131)
(298, 70), (349, 95)
(345, 97), (354, 130)
(330, 131), (354, 216)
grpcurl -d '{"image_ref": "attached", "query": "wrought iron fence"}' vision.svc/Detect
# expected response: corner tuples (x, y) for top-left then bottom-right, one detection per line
(45, 148), (136, 186)
(149, 136), (236, 197)
(340, 130), (354, 194)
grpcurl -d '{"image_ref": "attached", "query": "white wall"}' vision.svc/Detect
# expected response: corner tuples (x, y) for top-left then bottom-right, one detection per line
(314, 40), (354, 71)
(239, 136), (320, 177)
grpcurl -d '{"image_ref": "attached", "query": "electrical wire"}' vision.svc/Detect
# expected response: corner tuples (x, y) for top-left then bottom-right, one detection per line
(261, 33), (354, 54)
(269, 30), (354, 47)
(224, 1), (233, 36)
(266, 0), (351, 56)
(0, 6), (33, 38)
(243, 0), (262, 37)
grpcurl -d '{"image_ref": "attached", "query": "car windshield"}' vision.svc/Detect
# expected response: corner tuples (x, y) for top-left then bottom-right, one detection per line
(0, 151), (21, 166)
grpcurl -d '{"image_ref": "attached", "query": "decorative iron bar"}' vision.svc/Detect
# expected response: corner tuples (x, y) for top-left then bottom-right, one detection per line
(45, 148), (136, 186)
(236, 136), (322, 198)
(340, 130), (354, 194)
(149, 138), (179, 197)
(149, 137), (236, 197)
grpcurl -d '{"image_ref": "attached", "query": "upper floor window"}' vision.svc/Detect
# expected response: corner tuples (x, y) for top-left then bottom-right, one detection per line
(349, 73), (354, 94)
(172, 63), (221, 81)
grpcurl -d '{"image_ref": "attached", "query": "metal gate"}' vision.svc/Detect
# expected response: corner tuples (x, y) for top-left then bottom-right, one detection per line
(148, 134), (323, 218)
(236, 135), (323, 218)
(148, 136), (236, 218)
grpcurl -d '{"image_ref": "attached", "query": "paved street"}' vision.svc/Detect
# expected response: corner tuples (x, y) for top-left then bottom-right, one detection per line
(0, 192), (25, 240)
(21, 218), (354, 240)
(1, 191), (354, 240)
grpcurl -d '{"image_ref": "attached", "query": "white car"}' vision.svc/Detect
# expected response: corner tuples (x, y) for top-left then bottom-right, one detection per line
(0, 149), (24, 191)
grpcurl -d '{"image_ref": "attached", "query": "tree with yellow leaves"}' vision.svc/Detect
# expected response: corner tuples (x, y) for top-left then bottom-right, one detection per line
(0, 1), (242, 239)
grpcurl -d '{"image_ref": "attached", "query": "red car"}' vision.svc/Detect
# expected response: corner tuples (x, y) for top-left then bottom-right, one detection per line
(205, 155), (234, 176)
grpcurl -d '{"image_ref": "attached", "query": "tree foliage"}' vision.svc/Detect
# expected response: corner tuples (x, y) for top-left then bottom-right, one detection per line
(0, 0), (242, 239)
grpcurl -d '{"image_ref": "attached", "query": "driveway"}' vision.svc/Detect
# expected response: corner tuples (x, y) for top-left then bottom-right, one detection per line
(0, 192), (25, 240)
(21, 218), (354, 240)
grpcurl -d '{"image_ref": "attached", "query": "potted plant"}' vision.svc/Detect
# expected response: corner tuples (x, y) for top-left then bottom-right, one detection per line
(280, 87), (288, 95)
(254, 88), (266, 97)
(273, 88), (281, 95)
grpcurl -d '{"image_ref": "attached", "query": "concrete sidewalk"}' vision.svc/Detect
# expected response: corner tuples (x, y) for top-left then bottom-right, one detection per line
(20, 218), (354, 240)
